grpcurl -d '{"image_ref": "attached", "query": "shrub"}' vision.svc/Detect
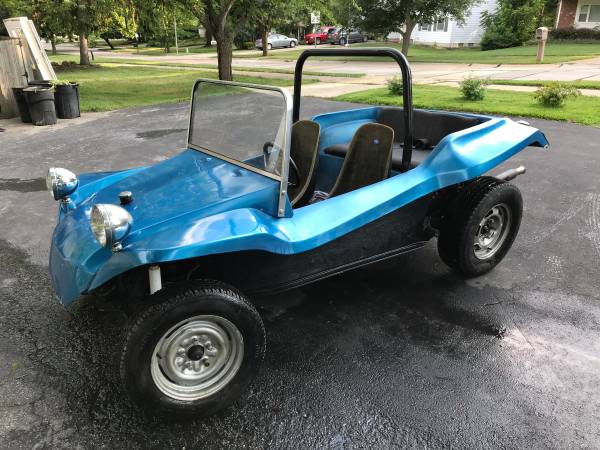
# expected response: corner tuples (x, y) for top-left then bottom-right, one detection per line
(533, 82), (580, 107)
(459, 76), (489, 101)
(549, 26), (600, 40)
(480, 30), (523, 50)
(387, 75), (403, 95)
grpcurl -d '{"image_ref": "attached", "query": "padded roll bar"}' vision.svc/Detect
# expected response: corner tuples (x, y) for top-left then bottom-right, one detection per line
(293, 48), (413, 171)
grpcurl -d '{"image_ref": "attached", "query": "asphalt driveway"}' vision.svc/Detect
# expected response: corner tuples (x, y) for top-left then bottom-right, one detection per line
(0, 100), (599, 449)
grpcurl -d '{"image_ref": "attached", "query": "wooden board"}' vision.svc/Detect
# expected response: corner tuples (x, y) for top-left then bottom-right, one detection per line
(0, 38), (28, 118)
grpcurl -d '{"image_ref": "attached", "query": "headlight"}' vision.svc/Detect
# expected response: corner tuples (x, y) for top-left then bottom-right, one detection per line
(90, 204), (133, 249)
(46, 167), (78, 200)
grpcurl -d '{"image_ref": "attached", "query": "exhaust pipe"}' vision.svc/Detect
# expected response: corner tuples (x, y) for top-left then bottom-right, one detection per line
(496, 165), (526, 181)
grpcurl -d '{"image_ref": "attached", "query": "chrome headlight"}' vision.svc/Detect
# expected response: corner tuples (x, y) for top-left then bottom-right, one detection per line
(46, 167), (78, 200)
(90, 204), (133, 249)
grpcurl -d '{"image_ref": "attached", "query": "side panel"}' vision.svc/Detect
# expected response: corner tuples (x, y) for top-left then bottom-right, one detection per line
(179, 195), (433, 294)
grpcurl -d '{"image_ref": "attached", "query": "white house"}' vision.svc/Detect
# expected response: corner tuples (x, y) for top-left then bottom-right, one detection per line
(387, 0), (497, 48)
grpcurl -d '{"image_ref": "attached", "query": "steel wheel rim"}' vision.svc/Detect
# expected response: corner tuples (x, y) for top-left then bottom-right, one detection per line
(473, 203), (512, 260)
(151, 315), (244, 401)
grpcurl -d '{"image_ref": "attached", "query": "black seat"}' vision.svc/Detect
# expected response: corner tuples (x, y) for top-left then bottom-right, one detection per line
(288, 120), (320, 207)
(325, 142), (430, 170)
(328, 123), (394, 197)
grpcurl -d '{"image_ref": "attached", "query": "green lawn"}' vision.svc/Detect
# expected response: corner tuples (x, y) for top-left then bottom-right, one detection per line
(336, 85), (600, 126)
(53, 64), (304, 112)
(250, 41), (600, 64)
(48, 53), (365, 78)
(489, 79), (600, 90)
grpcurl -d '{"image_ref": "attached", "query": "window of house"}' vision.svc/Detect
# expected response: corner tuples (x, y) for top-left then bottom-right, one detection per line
(578, 4), (600, 22)
(419, 17), (448, 32)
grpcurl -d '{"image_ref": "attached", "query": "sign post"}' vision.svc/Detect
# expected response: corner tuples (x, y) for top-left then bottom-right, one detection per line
(310, 11), (320, 48)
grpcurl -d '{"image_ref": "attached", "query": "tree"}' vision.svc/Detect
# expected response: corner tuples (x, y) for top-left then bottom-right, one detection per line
(480, 0), (547, 50)
(358, 0), (478, 55)
(252, 0), (288, 56)
(201, 0), (253, 80)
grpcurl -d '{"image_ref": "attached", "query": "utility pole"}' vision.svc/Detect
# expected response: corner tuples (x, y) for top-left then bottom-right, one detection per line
(174, 14), (179, 55)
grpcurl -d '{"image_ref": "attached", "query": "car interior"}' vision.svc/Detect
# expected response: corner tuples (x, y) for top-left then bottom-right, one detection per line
(289, 107), (485, 208)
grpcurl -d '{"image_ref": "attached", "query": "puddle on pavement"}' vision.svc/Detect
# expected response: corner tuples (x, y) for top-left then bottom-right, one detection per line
(0, 178), (46, 192)
(135, 128), (186, 139)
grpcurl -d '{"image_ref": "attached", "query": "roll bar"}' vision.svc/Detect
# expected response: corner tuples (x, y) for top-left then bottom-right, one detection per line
(293, 48), (413, 171)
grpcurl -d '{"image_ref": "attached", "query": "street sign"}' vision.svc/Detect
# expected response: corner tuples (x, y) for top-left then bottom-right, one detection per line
(310, 11), (320, 24)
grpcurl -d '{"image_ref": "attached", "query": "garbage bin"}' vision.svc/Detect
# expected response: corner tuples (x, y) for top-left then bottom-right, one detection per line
(54, 83), (80, 119)
(12, 87), (32, 123)
(24, 86), (57, 126)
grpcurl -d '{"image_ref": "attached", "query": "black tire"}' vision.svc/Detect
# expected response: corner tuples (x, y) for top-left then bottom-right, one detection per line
(315, 37), (321, 45)
(267, 43), (272, 50)
(339, 37), (346, 45)
(290, 40), (296, 48)
(437, 178), (522, 277)
(362, 36), (368, 42)
(120, 280), (265, 419)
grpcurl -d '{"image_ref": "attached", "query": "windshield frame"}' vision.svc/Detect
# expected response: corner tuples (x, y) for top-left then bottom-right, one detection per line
(187, 78), (293, 217)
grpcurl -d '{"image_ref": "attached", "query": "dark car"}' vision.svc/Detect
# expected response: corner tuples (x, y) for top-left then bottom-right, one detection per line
(327, 28), (368, 45)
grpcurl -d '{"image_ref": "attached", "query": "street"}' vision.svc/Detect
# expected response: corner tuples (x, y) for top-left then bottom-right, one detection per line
(0, 99), (599, 448)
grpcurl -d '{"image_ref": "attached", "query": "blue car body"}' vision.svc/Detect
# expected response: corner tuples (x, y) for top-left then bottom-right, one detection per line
(49, 103), (548, 306)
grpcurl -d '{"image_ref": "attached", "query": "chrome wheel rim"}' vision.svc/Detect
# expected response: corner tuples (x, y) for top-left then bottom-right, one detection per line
(151, 315), (244, 401)
(473, 203), (512, 260)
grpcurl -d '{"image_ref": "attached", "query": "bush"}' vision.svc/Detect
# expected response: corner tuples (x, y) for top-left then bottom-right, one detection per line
(387, 76), (403, 95)
(549, 26), (600, 40)
(480, 29), (523, 50)
(459, 76), (489, 101)
(533, 82), (580, 107)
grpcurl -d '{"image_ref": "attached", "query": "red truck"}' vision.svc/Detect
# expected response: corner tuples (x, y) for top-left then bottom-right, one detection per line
(304, 26), (335, 45)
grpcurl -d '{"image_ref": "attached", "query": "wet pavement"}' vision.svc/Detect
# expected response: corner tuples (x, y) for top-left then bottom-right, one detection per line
(0, 100), (599, 449)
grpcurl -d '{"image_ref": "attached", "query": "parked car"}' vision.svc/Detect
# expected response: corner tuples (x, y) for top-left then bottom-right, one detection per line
(304, 26), (335, 45)
(327, 28), (368, 45)
(255, 33), (297, 50)
(46, 48), (548, 419)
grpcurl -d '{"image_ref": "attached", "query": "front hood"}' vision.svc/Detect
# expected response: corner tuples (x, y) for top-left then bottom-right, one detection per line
(72, 149), (279, 235)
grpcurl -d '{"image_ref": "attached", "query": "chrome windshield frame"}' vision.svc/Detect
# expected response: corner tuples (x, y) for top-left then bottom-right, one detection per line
(187, 78), (292, 218)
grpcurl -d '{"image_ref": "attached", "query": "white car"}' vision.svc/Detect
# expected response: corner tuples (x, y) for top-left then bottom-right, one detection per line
(255, 34), (297, 50)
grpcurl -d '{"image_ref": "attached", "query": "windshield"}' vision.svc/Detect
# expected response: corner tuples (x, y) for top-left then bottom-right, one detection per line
(188, 79), (291, 179)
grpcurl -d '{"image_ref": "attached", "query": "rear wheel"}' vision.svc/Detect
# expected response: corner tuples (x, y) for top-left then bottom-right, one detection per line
(362, 36), (368, 42)
(437, 178), (523, 277)
(120, 280), (265, 419)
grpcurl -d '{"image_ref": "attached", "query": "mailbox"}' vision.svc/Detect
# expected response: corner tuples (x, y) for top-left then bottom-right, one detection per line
(536, 27), (548, 41)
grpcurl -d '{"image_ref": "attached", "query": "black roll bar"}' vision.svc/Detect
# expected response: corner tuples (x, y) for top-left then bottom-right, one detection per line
(293, 48), (413, 171)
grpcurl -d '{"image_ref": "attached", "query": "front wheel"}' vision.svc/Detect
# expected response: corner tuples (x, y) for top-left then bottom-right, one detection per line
(315, 37), (321, 45)
(267, 43), (272, 50)
(290, 40), (296, 48)
(339, 37), (346, 46)
(120, 280), (265, 419)
(437, 178), (523, 277)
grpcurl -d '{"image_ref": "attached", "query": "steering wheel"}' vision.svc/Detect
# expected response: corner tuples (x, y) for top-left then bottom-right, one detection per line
(262, 142), (301, 188)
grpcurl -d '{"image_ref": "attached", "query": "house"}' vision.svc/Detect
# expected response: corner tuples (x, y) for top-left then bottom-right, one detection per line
(387, 0), (497, 48)
(556, 0), (600, 28)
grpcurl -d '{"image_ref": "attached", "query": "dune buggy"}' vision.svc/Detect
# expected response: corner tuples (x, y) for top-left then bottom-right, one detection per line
(47, 48), (548, 418)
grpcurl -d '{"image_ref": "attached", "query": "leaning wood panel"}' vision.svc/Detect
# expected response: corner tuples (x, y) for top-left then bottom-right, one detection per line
(0, 38), (27, 118)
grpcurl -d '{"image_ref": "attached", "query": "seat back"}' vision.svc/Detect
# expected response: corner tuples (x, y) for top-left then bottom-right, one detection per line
(329, 123), (394, 197)
(289, 120), (321, 207)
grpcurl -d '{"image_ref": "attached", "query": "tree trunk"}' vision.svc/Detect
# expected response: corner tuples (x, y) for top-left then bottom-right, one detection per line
(79, 32), (90, 65)
(103, 37), (115, 50)
(261, 29), (268, 56)
(50, 35), (57, 55)
(216, 32), (233, 81)
(202, 17), (213, 47)
(401, 20), (416, 56)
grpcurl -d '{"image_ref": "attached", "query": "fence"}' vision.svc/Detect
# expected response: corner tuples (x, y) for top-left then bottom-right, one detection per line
(0, 38), (28, 118)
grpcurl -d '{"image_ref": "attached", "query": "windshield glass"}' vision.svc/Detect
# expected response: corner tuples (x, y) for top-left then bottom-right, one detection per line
(188, 80), (290, 179)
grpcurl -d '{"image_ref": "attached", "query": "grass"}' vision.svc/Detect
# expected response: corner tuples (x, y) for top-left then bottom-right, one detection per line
(47, 53), (365, 78)
(489, 79), (600, 90)
(54, 64), (308, 112)
(335, 85), (600, 126)
(247, 41), (600, 64)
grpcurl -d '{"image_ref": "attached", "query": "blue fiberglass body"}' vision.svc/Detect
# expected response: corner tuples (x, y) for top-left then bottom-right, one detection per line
(49, 104), (548, 306)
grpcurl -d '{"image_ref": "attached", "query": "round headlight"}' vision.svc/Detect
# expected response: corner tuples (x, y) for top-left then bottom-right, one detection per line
(91, 204), (133, 249)
(46, 167), (79, 200)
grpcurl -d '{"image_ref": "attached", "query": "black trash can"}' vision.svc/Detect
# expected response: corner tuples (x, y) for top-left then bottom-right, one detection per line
(54, 83), (80, 119)
(24, 87), (57, 126)
(12, 87), (32, 123)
